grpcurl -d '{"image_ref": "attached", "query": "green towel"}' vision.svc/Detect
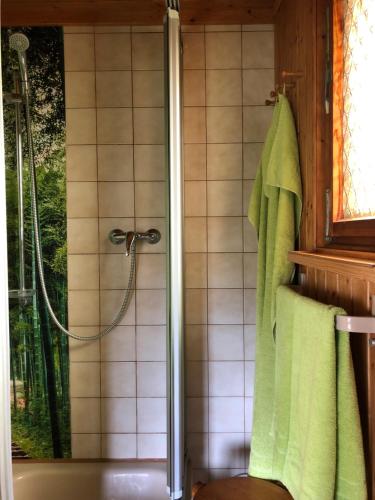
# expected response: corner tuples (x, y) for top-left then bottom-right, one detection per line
(273, 286), (367, 500)
(248, 94), (302, 478)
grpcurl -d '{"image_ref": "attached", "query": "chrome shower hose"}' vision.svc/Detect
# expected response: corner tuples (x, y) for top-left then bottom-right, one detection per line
(25, 98), (136, 342)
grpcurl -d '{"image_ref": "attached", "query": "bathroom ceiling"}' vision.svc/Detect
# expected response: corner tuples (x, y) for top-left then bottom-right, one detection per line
(1, 0), (278, 26)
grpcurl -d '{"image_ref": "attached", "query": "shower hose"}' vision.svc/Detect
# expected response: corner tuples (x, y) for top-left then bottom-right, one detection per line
(24, 96), (136, 342)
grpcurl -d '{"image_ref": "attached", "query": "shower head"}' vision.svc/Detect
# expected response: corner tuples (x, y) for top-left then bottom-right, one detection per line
(9, 33), (30, 95)
(9, 33), (30, 53)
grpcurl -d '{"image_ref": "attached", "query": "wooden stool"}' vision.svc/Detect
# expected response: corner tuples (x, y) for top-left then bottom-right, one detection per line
(192, 477), (293, 500)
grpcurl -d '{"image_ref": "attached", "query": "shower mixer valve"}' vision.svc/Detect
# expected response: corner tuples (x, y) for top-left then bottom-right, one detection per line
(109, 228), (161, 256)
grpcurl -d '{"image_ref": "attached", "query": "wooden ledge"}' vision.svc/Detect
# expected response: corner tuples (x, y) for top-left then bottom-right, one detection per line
(288, 250), (375, 281)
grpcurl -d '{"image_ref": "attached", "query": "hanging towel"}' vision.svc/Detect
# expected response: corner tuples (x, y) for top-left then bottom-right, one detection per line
(248, 94), (302, 479)
(272, 286), (367, 500)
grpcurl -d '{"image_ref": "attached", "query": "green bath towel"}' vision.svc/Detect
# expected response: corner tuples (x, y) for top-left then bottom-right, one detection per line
(273, 286), (367, 500)
(248, 94), (302, 479)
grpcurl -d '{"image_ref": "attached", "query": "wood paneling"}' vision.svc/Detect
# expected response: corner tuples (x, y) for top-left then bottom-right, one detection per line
(1, 0), (276, 26)
(276, 0), (375, 496)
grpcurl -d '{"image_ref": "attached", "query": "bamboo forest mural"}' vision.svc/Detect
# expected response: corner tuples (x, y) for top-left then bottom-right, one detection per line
(1, 27), (70, 458)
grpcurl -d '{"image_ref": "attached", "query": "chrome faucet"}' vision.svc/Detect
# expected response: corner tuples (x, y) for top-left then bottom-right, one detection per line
(109, 228), (161, 256)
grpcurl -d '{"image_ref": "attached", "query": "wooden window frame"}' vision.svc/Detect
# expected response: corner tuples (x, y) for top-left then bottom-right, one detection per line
(326, 0), (375, 251)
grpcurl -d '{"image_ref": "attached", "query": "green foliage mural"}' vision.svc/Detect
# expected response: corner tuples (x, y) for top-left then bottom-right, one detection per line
(1, 27), (70, 458)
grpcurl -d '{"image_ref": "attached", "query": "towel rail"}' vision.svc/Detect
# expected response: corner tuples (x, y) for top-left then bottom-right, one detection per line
(336, 315), (375, 334)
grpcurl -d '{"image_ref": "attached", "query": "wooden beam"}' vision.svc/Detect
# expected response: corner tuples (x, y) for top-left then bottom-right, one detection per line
(1, 0), (275, 27)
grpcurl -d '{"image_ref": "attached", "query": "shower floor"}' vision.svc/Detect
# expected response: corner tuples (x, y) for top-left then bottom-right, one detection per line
(13, 461), (169, 500)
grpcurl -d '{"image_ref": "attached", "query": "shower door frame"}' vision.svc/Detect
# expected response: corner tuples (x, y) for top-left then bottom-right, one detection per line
(165, 7), (185, 500)
(0, 46), (15, 500)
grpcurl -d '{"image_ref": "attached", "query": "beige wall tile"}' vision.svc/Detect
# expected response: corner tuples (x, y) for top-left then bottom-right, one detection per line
(67, 182), (98, 218)
(205, 32), (241, 69)
(208, 289), (243, 325)
(66, 109), (96, 145)
(64, 26), (94, 34)
(187, 433), (209, 468)
(135, 181), (165, 218)
(101, 398), (136, 433)
(66, 145), (97, 182)
(67, 218), (99, 254)
(68, 254), (99, 290)
(71, 398), (100, 433)
(133, 71), (164, 107)
(209, 397), (244, 432)
(244, 325), (256, 360)
(134, 145), (165, 181)
(206, 70), (242, 106)
(243, 69), (274, 105)
(96, 71), (132, 107)
(187, 397), (208, 432)
(184, 144), (206, 180)
(185, 289), (207, 325)
(184, 107), (206, 144)
(207, 144), (242, 180)
(134, 108), (164, 144)
(136, 289), (166, 325)
(181, 25), (204, 33)
(102, 434), (137, 459)
(137, 362), (166, 397)
(245, 397), (254, 434)
(208, 325), (244, 361)
(65, 71), (96, 108)
(69, 331), (101, 361)
(209, 433), (246, 469)
(99, 253), (132, 290)
(71, 434), (100, 459)
(101, 326), (136, 361)
(185, 253), (207, 289)
(208, 253), (243, 288)
(183, 33), (205, 70)
(97, 108), (133, 144)
(184, 70), (206, 107)
(70, 362), (100, 397)
(99, 217), (135, 253)
(137, 434), (166, 459)
(245, 361), (255, 397)
(137, 398), (166, 433)
(243, 180), (253, 216)
(243, 143), (263, 180)
(244, 253), (258, 288)
(186, 325), (208, 361)
(208, 217), (243, 253)
(100, 289), (136, 325)
(132, 33), (164, 70)
(186, 361), (208, 397)
(98, 182), (134, 217)
(244, 289), (256, 324)
(136, 254), (166, 289)
(101, 361), (136, 397)
(207, 107), (242, 143)
(243, 106), (273, 142)
(95, 33), (131, 70)
(136, 326), (166, 362)
(207, 180), (243, 216)
(64, 34), (95, 71)
(242, 31), (274, 69)
(68, 290), (100, 326)
(185, 181), (207, 216)
(98, 145), (133, 181)
(185, 217), (207, 253)
(209, 361), (244, 396)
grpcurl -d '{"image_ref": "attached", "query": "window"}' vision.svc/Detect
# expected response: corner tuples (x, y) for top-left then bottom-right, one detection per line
(331, 0), (375, 246)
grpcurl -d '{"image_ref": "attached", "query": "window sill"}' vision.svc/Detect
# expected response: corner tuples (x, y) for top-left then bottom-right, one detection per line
(288, 249), (375, 281)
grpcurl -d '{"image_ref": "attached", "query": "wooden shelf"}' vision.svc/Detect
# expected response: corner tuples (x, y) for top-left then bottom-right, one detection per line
(289, 250), (375, 282)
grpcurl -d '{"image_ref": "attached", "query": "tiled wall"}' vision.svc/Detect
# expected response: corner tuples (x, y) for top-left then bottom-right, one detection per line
(64, 25), (167, 460)
(64, 23), (274, 478)
(182, 24), (274, 482)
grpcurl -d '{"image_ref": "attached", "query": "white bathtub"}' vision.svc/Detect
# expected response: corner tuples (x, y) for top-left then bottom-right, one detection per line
(13, 461), (169, 500)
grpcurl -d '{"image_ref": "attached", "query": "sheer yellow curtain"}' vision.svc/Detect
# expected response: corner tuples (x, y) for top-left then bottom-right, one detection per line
(341, 0), (375, 220)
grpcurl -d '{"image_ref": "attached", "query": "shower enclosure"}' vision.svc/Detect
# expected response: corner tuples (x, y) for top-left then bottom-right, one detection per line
(0, 3), (186, 500)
